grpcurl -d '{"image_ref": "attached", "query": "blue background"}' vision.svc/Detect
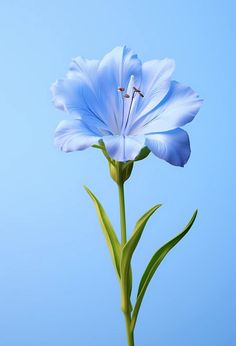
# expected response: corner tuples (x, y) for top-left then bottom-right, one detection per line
(0, 1), (235, 345)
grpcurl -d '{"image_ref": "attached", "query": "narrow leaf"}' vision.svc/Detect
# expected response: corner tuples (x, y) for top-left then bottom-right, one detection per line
(131, 210), (198, 331)
(120, 204), (161, 312)
(84, 186), (121, 278)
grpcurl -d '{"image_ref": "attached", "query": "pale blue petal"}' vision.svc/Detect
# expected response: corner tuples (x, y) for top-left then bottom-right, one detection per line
(145, 128), (191, 166)
(103, 135), (145, 162)
(51, 78), (111, 134)
(51, 58), (110, 131)
(98, 46), (142, 95)
(131, 81), (203, 134)
(67, 57), (99, 86)
(96, 46), (142, 133)
(51, 58), (98, 114)
(51, 79), (83, 115)
(55, 119), (100, 152)
(134, 58), (175, 119)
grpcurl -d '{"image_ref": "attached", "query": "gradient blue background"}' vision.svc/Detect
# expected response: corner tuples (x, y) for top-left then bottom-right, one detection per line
(0, 1), (235, 345)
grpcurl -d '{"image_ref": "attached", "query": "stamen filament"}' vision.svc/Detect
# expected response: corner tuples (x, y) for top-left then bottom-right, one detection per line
(123, 90), (136, 131)
(118, 84), (144, 134)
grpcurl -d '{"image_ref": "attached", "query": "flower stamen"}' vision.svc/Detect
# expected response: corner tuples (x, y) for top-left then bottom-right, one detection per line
(133, 86), (144, 97)
(133, 86), (141, 93)
(118, 87), (125, 92)
(118, 84), (144, 133)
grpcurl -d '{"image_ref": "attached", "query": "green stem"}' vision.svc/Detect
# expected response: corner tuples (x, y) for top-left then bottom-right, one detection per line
(117, 163), (134, 346)
(118, 181), (127, 245)
(125, 312), (134, 346)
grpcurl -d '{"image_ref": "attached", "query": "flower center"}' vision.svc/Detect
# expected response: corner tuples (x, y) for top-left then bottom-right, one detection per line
(118, 85), (144, 134)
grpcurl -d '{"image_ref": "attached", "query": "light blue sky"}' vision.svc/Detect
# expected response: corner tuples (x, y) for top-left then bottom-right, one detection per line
(0, 1), (235, 345)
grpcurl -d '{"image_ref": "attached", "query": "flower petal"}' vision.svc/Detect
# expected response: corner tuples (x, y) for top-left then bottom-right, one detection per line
(51, 58), (109, 129)
(96, 46), (142, 133)
(103, 135), (145, 162)
(67, 57), (99, 86)
(136, 58), (175, 117)
(145, 128), (191, 166)
(131, 81), (203, 134)
(54, 119), (100, 152)
(51, 78), (93, 116)
(51, 77), (111, 134)
(98, 46), (142, 94)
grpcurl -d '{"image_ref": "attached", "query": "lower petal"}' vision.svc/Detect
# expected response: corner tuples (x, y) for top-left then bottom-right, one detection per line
(145, 128), (191, 167)
(55, 119), (100, 152)
(103, 135), (145, 162)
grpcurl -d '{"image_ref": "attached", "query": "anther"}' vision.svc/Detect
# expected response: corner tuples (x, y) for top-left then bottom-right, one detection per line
(139, 92), (144, 97)
(118, 87), (125, 92)
(124, 94), (130, 98)
(133, 86), (141, 93)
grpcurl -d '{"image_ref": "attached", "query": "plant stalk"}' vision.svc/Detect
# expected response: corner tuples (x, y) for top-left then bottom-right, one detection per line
(117, 163), (134, 346)
(118, 181), (127, 246)
(124, 312), (134, 346)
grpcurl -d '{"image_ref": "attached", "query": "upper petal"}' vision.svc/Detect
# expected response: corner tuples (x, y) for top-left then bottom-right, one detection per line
(54, 119), (100, 152)
(52, 57), (99, 113)
(145, 128), (191, 166)
(98, 46), (142, 94)
(51, 79), (112, 138)
(96, 46), (142, 133)
(51, 78), (88, 115)
(103, 135), (145, 162)
(51, 58), (109, 129)
(67, 57), (99, 86)
(131, 81), (203, 134)
(135, 58), (175, 118)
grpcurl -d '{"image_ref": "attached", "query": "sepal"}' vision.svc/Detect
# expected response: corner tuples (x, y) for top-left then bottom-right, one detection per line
(109, 161), (134, 184)
(134, 147), (150, 161)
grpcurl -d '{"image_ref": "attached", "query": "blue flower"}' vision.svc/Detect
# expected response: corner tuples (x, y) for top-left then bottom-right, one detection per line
(51, 46), (202, 166)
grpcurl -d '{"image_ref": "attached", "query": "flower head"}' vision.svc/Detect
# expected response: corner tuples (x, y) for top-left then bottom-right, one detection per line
(51, 46), (202, 166)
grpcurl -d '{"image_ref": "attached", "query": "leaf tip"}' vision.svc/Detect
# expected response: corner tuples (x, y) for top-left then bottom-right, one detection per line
(83, 185), (93, 198)
(193, 209), (198, 219)
(83, 184), (89, 192)
(152, 203), (162, 213)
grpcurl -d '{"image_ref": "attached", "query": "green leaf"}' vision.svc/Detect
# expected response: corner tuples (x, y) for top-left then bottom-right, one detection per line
(84, 186), (121, 279)
(120, 204), (162, 313)
(131, 210), (198, 332)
